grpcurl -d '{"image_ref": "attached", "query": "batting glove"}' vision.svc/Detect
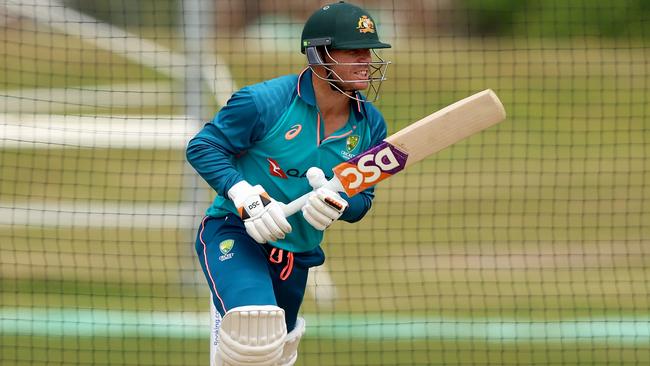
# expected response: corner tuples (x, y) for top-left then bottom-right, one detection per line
(302, 186), (348, 231)
(228, 181), (292, 243)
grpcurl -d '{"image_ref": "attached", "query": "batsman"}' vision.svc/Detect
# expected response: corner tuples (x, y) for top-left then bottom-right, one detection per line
(186, 2), (391, 364)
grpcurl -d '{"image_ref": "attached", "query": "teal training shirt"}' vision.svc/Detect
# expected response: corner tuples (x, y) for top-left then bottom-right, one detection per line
(187, 69), (387, 252)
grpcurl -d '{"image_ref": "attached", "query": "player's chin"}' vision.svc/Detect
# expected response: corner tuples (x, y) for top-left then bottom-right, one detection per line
(345, 80), (369, 91)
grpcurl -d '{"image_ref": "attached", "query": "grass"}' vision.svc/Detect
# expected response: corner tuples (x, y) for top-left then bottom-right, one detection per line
(2, 336), (649, 365)
(0, 149), (185, 203)
(1, 23), (649, 365)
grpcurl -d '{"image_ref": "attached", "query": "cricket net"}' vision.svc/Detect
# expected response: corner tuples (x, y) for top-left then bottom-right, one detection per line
(1, 0), (649, 365)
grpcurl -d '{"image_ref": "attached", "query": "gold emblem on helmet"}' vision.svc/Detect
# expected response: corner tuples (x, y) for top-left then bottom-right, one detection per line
(356, 15), (375, 33)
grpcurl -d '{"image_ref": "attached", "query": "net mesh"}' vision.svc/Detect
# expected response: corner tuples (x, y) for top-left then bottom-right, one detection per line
(1, 0), (649, 365)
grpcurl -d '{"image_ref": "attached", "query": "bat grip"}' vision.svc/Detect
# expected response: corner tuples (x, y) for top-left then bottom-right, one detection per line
(281, 176), (343, 217)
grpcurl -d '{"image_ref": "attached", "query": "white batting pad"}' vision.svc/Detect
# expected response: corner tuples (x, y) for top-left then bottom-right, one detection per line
(277, 317), (306, 366)
(215, 305), (287, 366)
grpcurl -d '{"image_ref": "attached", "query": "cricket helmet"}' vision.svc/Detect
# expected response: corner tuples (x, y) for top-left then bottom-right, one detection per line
(300, 1), (391, 103)
(301, 1), (391, 53)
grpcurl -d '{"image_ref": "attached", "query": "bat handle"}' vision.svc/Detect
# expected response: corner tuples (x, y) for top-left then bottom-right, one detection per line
(281, 175), (344, 217)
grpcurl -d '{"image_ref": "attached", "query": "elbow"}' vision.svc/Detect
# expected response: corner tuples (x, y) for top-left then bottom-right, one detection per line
(347, 209), (370, 223)
(185, 137), (201, 166)
(344, 213), (366, 223)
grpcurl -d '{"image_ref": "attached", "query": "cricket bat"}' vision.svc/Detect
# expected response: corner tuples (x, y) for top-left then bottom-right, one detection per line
(281, 89), (506, 216)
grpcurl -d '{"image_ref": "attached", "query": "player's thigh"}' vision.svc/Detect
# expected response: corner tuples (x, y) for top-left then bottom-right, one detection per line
(273, 265), (308, 332)
(195, 215), (276, 315)
(274, 248), (324, 331)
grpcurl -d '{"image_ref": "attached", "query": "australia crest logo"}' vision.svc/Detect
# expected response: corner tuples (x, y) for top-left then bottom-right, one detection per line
(219, 239), (235, 261)
(346, 135), (360, 152)
(356, 16), (375, 34)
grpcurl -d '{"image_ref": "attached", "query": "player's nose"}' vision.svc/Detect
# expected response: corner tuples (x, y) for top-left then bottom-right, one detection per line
(357, 49), (372, 62)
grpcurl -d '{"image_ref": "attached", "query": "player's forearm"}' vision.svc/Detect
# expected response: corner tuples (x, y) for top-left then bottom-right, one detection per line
(339, 191), (373, 223)
(186, 137), (244, 196)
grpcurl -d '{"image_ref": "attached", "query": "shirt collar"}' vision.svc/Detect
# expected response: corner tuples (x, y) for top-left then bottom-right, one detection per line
(297, 67), (366, 121)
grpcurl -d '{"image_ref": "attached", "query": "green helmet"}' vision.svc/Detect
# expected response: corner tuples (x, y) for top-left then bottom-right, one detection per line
(301, 1), (391, 54)
(300, 2), (392, 103)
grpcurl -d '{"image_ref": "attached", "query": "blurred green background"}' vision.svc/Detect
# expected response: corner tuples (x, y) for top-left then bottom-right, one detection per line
(1, 0), (649, 365)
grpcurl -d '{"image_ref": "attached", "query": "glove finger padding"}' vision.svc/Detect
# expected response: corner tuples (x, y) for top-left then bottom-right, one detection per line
(314, 188), (348, 218)
(301, 187), (348, 231)
(251, 218), (276, 243)
(244, 220), (267, 244)
(308, 193), (344, 220)
(301, 204), (332, 231)
(267, 204), (292, 233)
(260, 212), (285, 240)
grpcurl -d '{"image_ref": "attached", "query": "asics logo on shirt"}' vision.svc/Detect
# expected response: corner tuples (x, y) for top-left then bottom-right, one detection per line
(284, 124), (302, 140)
(267, 158), (288, 179)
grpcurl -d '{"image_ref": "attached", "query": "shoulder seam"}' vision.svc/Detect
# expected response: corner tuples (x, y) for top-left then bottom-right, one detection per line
(248, 75), (299, 124)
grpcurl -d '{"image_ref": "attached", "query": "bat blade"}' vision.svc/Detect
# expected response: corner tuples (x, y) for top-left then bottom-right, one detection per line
(282, 89), (506, 216)
(333, 89), (506, 196)
(387, 89), (505, 167)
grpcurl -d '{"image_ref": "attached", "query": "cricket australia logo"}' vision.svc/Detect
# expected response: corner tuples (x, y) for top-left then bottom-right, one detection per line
(341, 135), (360, 159)
(346, 135), (359, 152)
(356, 16), (376, 34)
(219, 239), (235, 261)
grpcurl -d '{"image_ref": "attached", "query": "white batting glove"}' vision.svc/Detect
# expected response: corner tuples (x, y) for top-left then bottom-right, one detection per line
(228, 181), (292, 243)
(302, 186), (349, 231)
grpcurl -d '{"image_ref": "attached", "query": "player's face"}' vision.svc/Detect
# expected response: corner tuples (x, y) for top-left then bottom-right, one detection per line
(326, 49), (372, 91)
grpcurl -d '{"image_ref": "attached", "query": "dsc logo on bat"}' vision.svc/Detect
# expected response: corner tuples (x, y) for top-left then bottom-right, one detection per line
(332, 141), (409, 196)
